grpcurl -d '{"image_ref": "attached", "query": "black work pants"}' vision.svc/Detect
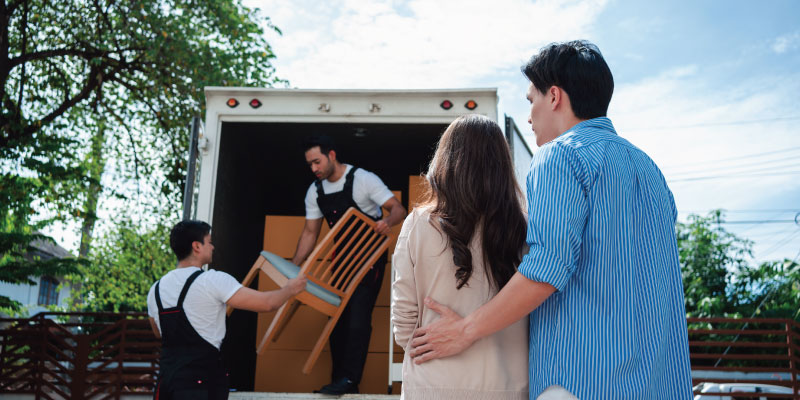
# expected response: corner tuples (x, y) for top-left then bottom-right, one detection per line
(329, 254), (386, 384)
(155, 361), (228, 400)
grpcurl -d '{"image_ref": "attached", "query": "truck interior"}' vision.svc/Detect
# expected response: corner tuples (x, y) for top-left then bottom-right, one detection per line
(209, 121), (448, 391)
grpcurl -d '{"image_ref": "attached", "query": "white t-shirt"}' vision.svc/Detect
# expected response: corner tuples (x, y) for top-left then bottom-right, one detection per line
(304, 164), (394, 220)
(147, 267), (242, 349)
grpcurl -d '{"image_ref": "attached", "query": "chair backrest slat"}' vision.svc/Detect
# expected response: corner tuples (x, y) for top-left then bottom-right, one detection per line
(300, 207), (356, 276)
(299, 208), (388, 296)
(340, 238), (387, 294)
(328, 221), (373, 286)
(323, 220), (369, 282)
(332, 233), (380, 289)
(310, 240), (336, 278)
(303, 211), (361, 277)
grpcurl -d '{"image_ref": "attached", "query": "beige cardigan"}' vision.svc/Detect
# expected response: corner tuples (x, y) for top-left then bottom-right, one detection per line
(391, 207), (529, 400)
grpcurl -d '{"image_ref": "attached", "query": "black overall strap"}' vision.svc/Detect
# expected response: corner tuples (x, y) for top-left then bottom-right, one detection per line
(155, 270), (204, 312)
(155, 281), (164, 312)
(342, 167), (357, 195)
(177, 270), (204, 308)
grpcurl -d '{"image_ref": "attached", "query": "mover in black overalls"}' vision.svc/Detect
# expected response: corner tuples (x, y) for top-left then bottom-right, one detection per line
(148, 220), (306, 400)
(293, 136), (407, 395)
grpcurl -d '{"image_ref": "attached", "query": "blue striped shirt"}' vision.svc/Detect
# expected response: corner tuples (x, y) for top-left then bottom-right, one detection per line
(518, 117), (693, 399)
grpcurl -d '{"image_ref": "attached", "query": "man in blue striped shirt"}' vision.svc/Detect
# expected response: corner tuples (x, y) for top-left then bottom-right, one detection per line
(409, 41), (693, 399)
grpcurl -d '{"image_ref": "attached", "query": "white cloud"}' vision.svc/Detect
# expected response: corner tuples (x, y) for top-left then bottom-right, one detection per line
(771, 31), (800, 54)
(608, 65), (800, 262)
(245, 0), (609, 88)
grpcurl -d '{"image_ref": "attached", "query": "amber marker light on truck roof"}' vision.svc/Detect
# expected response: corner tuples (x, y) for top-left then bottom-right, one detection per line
(440, 100), (453, 110)
(465, 100), (477, 110)
(249, 99), (262, 108)
(226, 98), (239, 108)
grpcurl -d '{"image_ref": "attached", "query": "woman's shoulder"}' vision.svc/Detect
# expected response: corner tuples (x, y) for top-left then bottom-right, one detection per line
(399, 206), (440, 239)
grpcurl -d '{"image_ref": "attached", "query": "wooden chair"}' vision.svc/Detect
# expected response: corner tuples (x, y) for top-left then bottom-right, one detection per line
(231, 207), (390, 374)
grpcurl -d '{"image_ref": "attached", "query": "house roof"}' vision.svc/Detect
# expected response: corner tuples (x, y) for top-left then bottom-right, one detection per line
(30, 236), (72, 259)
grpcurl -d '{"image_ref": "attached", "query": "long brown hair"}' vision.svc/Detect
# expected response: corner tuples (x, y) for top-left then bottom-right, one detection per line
(422, 114), (527, 291)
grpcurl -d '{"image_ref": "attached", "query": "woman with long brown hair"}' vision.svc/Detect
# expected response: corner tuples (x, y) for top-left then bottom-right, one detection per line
(391, 114), (529, 399)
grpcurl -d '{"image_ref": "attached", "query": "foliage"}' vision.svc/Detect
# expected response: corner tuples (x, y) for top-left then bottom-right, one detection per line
(729, 259), (800, 320)
(1, 0), (285, 312)
(0, 186), (85, 312)
(677, 210), (753, 317)
(67, 218), (174, 312)
(678, 210), (800, 321)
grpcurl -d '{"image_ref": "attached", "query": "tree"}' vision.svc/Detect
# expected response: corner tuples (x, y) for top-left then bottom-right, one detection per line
(67, 218), (174, 312)
(729, 258), (800, 320)
(677, 210), (753, 317)
(677, 210), (800, 321)
(1, 0), (285, 313)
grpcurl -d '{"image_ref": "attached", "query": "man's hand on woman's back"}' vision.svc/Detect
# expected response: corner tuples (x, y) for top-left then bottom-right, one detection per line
(409, 298), (475, 364)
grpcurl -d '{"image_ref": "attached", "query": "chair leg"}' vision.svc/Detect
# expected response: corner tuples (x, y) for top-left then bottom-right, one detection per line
(227, 261), (262, 316)
(240, 261), (262, 288)
(257, 300), (293, 354)
(302, 312), (341, 374)
(270, 299), (300, 341)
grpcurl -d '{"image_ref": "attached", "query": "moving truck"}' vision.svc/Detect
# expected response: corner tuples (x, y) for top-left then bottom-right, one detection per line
(195, 88), (533, 393)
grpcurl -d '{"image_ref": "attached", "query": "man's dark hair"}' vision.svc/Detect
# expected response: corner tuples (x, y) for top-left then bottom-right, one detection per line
(522, 40), (614, 120)
(170, 220), (211, 261)
(302, 135), (337, 156)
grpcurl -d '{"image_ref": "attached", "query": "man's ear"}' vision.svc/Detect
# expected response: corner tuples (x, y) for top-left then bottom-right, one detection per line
(327, 149), (337, 163)
(549, 86), (561, 111)
(191, 241), (203, 254)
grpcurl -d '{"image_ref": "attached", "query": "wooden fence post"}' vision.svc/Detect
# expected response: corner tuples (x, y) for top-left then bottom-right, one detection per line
(787, 322), (798, 400)
(71, 335), (88, 400)
(117, 319), (126, 399)
(35, 320), (44, 400)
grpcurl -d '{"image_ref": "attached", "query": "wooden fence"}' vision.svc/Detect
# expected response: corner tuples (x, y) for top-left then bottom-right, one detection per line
(689, 317), (799, 399)
(1, 313), (798, 399)
(0, 312), (159, 399)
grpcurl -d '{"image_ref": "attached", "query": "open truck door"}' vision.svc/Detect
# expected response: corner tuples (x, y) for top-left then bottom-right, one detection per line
(505, 114), (534, 192)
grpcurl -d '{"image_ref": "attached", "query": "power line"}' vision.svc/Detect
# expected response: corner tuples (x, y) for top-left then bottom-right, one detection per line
(668, 170), (800, 183)
(660, 145), (800, 169)
(741, 226), (800, 237)
(758, 230), (800, 259)
(667, 161), (800, 178)
(722, 220), (799, 224)
(678, 209), (799, 214)
(628, 116), (800, 132)
(737, 211), (800, 235)
(664, 155), (800, 176)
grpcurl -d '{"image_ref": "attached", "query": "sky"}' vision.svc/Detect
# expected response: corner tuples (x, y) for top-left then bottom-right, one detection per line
(237, 0), (800, 265)
(37, 1), (797, 266)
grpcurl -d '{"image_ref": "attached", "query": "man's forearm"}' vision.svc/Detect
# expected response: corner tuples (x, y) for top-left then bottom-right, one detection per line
(228, 286), (295, 312)
(462, 272), (556, 342)
(262, 286), (296, 311)
(149, 317), (161, 339)
(385, 204), (407, 227)
(291, 231), (316, 265)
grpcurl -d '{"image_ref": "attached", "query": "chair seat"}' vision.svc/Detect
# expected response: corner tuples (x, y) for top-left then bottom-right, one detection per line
(261, 251), (342, 306)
